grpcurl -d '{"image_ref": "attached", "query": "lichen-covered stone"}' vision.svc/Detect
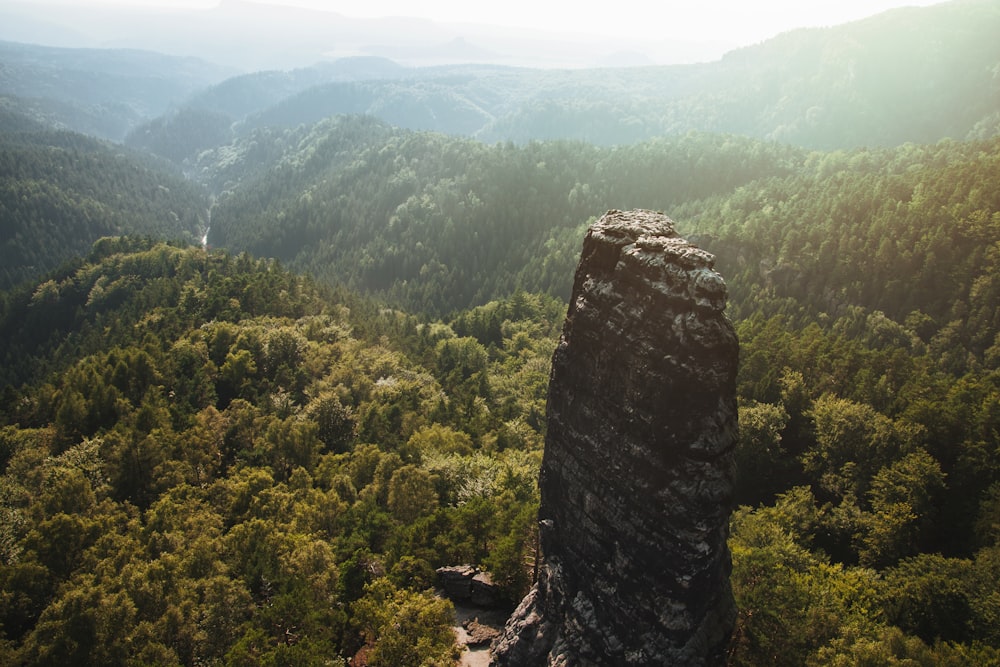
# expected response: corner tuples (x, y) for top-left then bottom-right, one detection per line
(491, 210), (738, 666)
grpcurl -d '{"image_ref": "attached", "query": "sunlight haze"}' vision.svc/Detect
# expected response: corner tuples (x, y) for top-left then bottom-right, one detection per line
(280, 0), (944, 43)
(20, 0), (945, 45)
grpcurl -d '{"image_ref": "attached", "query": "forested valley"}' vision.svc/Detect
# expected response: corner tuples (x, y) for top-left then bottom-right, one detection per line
(0, 117), (208, 290)
(3, 0), (1000, 664)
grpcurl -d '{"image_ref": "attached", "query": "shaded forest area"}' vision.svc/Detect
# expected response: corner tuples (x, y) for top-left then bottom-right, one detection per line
(0, 125), (208, 290)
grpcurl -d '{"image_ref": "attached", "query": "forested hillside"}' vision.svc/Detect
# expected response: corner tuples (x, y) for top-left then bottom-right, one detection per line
(0, 121), (209, 289)
(0, 40), (233, 141)
(204, 113), (1000, 373)
(162, 124), (1000, 663)
(0, 239), (554, 665)
(206, 117), (802, 314)
(2, 224), (1000, 663)
(684, 137), (1000, 362)
(2, 0), (1000, 664)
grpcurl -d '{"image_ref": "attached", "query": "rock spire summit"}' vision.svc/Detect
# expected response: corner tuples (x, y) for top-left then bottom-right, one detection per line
(491, 209), (738, 666)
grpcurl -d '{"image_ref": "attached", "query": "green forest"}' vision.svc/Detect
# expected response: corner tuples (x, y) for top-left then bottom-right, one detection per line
(4, 129), (1000, 664)
(0, 124), (208, 290)
(2, 0), (1000, 664)
(0, 240), (554, 665)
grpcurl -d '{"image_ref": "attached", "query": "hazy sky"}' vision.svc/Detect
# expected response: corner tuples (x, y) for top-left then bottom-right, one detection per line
(33, 0), (945, 45)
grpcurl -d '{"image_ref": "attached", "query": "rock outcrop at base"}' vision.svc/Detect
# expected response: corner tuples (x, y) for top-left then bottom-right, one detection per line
(437, 565), (504, 609)
(491, 210), (738, 666)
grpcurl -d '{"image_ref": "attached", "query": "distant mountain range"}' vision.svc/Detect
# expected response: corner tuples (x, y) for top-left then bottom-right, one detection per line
(0, 40), (234, 141)
(2, 0), (996, 150)
(0, 0), (729, 71)
(140, 0), (1000, 154)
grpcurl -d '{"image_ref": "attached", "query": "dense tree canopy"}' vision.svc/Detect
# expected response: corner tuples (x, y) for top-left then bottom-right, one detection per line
(0, 128), (209, 290)
(0, 241), (554, 664)
(4, 112), (1000, 662)
(3, 4), (1000, 657)
(205, 118), (803, 315)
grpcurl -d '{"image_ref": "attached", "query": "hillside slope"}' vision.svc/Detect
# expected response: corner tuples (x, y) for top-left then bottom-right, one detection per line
(0, 123), (210, 289)
(0, 40), (233, 140)
(125, 0), (1000, 163)
(203, 115), (1000, 382)
(204, 117), (803, 314)
(0, 239), (554, 664)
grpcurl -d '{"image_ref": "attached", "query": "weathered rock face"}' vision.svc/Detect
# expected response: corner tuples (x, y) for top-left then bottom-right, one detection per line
(491, 210), (738, 666)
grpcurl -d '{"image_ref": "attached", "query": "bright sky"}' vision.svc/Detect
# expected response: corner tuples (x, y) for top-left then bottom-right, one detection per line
(38, 0), (946, 44)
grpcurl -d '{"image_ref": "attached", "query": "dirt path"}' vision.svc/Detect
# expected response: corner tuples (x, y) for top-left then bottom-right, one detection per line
(455, 627), (491, 667)
(452, 603), (506, 667)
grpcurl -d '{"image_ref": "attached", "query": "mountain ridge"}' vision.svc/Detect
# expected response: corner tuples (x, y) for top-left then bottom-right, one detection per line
(3, 1), (997, 151)
(121, 0), (1000, 161)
